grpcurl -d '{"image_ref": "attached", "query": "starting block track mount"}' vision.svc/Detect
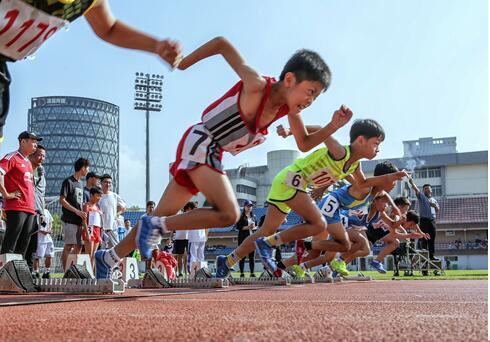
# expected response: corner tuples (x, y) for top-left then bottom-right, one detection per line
(231, 277), (291, 286)
(35, 278), (125, 294)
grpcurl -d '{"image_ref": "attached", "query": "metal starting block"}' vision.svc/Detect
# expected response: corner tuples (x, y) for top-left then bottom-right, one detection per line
(0, 260), (37, 293)
(35, 278), (125, 294)
(169, 277), (229, 289)
(142, 268), (171, 289)
(313, 270), (334, 283)
(230, 276), (290, 286)
(342, 273), (372, 281)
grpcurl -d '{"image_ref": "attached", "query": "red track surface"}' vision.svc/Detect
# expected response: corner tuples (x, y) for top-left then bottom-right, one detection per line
(0, 280), (487, 341)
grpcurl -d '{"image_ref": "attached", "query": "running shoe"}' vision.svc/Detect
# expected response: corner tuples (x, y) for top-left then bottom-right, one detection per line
(95, 250), (112, 279)
(370, 260), (387, 274)
(295, 239), (306, 264)
(255, 237), (277, 273)
(215, 255), (231, 278)
(291, 264), (305, 278)
(319, 265), (333, 281)
(136, 216), (164, 259)
(330, 259), (350, 276)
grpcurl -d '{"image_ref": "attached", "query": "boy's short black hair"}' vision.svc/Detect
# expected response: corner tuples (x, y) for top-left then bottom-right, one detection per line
(279, 49), (331, 91)
(90, 186), (103, 195)
(423, 184), (431, 188)
(350, 119), (385, 143)
(100, 174), (112, 182)
(406, 210), (420, 224)
(394, 196), (411, 207)
(146, 201), (156, 207)
(183, 201), (197, 211)
(74, 158), (89, 172)
(36, 144), (45, 151)
(373, 161), (399, 176)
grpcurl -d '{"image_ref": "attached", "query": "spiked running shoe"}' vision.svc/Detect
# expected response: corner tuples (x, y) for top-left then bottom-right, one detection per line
(255, 237), (277, 273)
(291, 264), (306, 278)
(215, 255), (231, 278)
(136, 216), (164, 259)
(95, 250), (112, 279)
(370, 260), (387, 274)
(330, 259), (350, 277)
(295, 239), (306, 265)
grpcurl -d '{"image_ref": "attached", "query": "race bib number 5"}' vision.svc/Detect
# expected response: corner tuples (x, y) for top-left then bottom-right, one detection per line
(320, 195), (340, 218)
(284, 171), (306, 190)
(0, 0), (68, 60)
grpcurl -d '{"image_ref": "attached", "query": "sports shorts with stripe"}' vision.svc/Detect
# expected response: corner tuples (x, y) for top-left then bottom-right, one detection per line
(170, 123), (224, 195)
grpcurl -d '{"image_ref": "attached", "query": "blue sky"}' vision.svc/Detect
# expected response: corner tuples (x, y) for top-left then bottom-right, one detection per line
(2, 0), (488, 206)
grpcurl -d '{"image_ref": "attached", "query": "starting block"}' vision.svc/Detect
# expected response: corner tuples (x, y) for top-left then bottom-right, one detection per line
(65, 254), (94, 278)
(190, 261), (208, 279)
(0, 254), (23, 269)
(285, 267), (315, 284)
(194, 267), (213, 280)
(35, 278), (125, 294)
(313, 268), (334, 283)
(169, 277), (229, 289)
(343, 273), (372, 281)
(142, 268), (170, 288)
(0, 260), (37, 293)
(119, 258), (139, 283)
(231, 269), (291, 286)
(64, 264), (94, 279)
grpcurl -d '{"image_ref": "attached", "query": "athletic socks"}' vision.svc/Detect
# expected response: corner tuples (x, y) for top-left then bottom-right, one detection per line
(265, 234), (282, 247)
(226, 252), (240, 268)
(150, 216), (169, 233)
(104, 248), (121, 269)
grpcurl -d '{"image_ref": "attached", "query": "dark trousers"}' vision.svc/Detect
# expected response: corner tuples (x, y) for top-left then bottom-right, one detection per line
(238, 233), (255, 275)
(0, 60), (11, 139)
(1, 211), (35, 257)
(25, 218), (39, 270)
(419, 217), (437, 259)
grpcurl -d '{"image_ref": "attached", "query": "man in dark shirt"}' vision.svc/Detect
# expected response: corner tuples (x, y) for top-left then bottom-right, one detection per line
(409, 178), (439, 260)
(60, 158), (90, 270)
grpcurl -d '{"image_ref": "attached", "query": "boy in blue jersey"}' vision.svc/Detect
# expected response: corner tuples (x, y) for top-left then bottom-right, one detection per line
(280, 161), (404, 276)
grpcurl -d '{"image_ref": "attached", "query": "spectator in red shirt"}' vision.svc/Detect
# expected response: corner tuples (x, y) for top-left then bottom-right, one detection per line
(0, 131), (41, 256)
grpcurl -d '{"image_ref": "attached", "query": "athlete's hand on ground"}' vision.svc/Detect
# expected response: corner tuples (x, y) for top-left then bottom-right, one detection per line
(330, 105), (353, 129)
(276, 125), (291, 138)
(154, 39), (182, 69)
(409, 233), (423, 239)
(6, 190), (21, 200)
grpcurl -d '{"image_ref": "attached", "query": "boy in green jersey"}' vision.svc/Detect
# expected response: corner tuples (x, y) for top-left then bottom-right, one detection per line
(216, 119), (407, 277)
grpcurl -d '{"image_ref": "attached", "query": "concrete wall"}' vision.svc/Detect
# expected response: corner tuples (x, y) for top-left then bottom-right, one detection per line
(445, 164), (488, 195)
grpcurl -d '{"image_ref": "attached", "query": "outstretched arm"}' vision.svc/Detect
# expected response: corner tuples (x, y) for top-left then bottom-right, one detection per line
(346, 167), (408, 191)
(85, 0), (181, 68)
(176, 37), (266, 93)
(408, 176), (421, 196)
(284, 105), (352, 153)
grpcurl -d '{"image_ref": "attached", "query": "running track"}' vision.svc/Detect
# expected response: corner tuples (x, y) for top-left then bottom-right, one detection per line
(0, 280), (487, 341)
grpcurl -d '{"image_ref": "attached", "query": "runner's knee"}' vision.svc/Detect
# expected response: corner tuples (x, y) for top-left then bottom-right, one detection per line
(217, 205), (240, 226)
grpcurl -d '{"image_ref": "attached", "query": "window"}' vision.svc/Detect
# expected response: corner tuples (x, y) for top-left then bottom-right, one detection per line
(431, 185), (442, 197)
(445, 230), (455, 237)
(236, 184), (256, 196)
(414, 167), (441, 179)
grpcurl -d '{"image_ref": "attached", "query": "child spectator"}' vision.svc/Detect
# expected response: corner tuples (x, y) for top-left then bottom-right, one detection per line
(83, 187), (103, 270)
(33, 207), (54, 279)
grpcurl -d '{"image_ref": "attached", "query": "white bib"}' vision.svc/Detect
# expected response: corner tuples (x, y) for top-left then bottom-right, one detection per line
(0, 0), (68, 60)
(284, 170), (306, 190)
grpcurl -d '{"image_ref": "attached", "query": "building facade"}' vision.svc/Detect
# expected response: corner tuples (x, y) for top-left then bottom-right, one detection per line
(28, 96), (120, 196)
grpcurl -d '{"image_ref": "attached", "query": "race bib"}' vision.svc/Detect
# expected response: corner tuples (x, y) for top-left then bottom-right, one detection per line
(284, 171), (306, 190)
(309, 168), (337, 189)
(340, 214), (349, 229)
(0, 0), (68, 60)
(320, 195), (339, 218)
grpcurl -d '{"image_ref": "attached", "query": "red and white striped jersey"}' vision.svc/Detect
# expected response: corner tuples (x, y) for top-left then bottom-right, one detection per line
(201, 76), (289, 155)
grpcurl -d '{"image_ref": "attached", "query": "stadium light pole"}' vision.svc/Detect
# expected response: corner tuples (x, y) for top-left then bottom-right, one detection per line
(133, 72), (163, 204)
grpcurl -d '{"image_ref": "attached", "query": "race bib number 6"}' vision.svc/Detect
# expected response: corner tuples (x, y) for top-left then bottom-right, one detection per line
(321, 195), (340, 218)
(284, 171), (306, 190)
(0, 0), (68, 60)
